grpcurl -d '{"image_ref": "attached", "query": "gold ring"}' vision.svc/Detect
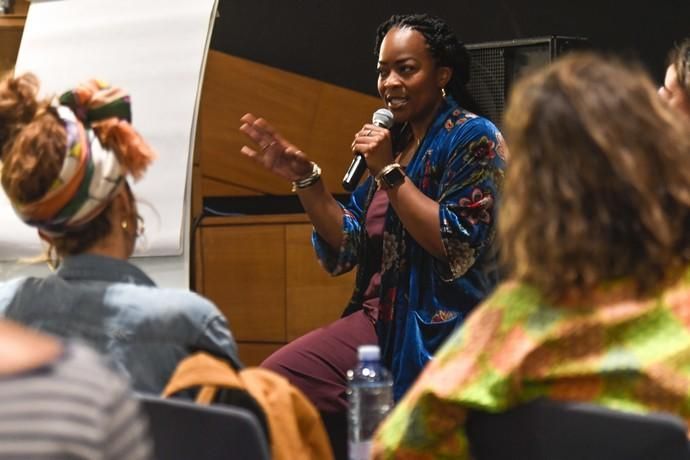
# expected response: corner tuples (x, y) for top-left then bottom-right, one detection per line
(366, 129), (373, 136)
(262, 141), (277, 151)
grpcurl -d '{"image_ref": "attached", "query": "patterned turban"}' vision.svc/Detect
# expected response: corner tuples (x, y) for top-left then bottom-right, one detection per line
(8, 80), (156, 236)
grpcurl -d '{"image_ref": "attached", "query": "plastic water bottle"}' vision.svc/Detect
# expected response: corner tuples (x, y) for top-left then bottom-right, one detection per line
(347, 344), (394, 460)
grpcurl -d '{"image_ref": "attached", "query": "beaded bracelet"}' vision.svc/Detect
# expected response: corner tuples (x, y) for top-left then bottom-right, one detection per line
(291, 162), (322, 192)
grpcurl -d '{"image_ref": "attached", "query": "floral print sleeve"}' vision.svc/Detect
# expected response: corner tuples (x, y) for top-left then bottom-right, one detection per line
(434, 117), (505, 282)
(312, 179), (371, 275)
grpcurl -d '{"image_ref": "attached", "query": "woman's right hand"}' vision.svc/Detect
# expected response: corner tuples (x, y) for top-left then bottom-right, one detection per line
(239, 113), (313, 182)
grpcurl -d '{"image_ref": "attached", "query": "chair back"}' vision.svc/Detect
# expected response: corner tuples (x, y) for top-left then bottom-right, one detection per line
(162, 352), (334, 460)
(467, 398), (690, 460)
(138, 394), (270, 460)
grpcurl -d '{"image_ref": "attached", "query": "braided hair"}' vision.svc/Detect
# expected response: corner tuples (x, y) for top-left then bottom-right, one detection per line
(374, 13), (480, 114)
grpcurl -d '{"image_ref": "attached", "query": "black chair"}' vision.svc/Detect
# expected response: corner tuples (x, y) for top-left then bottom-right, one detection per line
(467, 398), (690, 460)
(137, 394), (271, 460)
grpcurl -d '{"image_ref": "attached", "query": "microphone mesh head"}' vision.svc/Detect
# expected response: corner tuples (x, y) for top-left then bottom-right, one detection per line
(372, 108), (394, 128)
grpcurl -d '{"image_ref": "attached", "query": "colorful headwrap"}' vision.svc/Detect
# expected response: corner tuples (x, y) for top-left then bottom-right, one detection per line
(9, 80), (156, 236)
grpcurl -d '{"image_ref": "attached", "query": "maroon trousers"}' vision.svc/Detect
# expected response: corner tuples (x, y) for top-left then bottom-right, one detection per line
(262, 192), (389, 458)
(261, 309), (377, 412)
(261, 309), (377, 459)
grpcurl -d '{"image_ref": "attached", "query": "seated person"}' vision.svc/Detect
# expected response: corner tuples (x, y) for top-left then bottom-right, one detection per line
(0, 319), (151, 459)
(372, 52), (690, 458)
(239, 11), (505, 409)
(659, 38), (690, 117)
(0, 73), (241, 393)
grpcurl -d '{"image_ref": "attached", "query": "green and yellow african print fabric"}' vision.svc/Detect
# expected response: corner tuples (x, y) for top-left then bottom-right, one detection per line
(373, 271), (690, 459)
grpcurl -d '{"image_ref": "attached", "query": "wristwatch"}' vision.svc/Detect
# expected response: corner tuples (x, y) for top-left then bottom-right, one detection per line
(376, 163), (406, 189)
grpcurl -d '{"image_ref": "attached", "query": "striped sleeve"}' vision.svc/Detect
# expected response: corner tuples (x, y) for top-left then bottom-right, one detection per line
(0, 342), (152, 459)
(101, 372), (152, 460)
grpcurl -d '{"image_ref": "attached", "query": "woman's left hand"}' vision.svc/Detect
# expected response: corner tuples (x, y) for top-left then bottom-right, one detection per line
(351, 124), (395, 176)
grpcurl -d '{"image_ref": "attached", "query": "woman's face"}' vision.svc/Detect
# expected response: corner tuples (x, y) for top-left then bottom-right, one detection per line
(659, 64), (690, 117)
(377, 27), (449, 124)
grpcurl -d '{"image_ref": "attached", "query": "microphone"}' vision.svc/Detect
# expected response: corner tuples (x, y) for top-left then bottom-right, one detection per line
(342, 108), (394, 192)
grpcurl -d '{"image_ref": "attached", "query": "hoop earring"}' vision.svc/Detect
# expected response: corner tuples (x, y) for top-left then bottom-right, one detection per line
(46, 244), (59, 272)
(136, 214), (145, 237)
(122, 215), (144, 239)
(441, 87), (447, 99)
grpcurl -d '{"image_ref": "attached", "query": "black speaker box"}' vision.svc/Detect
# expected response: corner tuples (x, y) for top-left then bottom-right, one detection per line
(466, 36), (589, 127)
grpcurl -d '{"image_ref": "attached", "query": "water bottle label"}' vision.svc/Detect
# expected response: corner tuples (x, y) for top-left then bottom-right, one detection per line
(349, 440), (372, 460)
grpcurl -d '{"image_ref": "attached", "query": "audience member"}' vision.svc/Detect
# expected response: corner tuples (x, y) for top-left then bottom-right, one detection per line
(0, 319), (151, 459)
(373, 52), (690, 459)
(659, 38), (690, 117)
(0, 72), (241, 393)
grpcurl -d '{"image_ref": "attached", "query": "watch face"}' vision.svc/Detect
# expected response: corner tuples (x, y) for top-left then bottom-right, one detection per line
(382, 166), (405, 188)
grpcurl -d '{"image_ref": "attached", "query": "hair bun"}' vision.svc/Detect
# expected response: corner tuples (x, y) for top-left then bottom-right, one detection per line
(0, 73), (42, 159)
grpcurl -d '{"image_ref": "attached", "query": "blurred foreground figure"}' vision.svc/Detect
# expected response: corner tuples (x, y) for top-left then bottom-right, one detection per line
(373, 52), (690, 459)
(0, 320), (151, 459)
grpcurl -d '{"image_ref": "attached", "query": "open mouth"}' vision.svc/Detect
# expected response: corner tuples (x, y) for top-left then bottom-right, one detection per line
(386, 96), (408, 110)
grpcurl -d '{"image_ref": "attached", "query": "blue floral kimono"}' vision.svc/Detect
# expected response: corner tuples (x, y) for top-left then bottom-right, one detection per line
(313, 96), (506, 399)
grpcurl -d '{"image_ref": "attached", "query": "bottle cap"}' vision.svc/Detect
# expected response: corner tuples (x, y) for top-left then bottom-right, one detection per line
(358, 344), (380, 361)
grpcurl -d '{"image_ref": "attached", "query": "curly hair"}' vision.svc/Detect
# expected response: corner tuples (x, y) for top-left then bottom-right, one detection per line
(0, 72), (121, 256)
(500, 52), (690, 301)
(668, 38), (690, 99)
(374, 13), (480, 114)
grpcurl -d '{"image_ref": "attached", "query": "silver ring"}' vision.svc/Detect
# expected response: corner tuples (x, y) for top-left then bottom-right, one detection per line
(366, 129), (372, 136)
(261, 141), (277, 151)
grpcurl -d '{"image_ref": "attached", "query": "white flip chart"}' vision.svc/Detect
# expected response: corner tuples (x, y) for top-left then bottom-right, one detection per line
(0, 0), (219, 287)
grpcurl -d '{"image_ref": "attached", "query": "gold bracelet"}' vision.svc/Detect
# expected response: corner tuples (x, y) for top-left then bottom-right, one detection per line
(291, 162), (322, 192)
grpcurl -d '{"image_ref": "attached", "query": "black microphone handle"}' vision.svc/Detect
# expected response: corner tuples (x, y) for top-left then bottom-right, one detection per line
(341, 119), (389, 192)
(342, 153), (367, 192)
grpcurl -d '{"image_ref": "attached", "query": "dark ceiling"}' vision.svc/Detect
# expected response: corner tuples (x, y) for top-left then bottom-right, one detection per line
(212, 0), (689, 96)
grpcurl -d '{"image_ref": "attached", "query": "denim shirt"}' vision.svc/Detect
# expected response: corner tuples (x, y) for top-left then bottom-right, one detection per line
(0, 254), (241, 393)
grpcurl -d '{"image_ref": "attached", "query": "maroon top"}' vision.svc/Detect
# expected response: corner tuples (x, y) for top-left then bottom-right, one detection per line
(361, 188), (389, 323)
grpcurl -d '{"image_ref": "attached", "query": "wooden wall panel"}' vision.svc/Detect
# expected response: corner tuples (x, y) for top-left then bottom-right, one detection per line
(285, 224), (355, 341)
(0, 22), (23, 74)
(237, 342), (284, 367)
(195, 214), (357, 363)
(13, 0), (29, 15)
(198, 51), (381, 197)
(199, 51), (320, 196)
(305, 84), (384, 176)
(200, 224), (287, 342)
(192, 48), (380, 355)
(191, 164), (203, 219)
(0, 1), (31, 73)
(201, 176), (262, 197)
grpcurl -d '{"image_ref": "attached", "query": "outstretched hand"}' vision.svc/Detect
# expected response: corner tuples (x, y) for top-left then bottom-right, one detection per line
(239, 113), (313, 182)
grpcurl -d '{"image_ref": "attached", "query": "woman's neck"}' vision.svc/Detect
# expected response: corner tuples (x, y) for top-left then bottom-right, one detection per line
(83, 229), (133, 261)
(408, 97), (445, 147)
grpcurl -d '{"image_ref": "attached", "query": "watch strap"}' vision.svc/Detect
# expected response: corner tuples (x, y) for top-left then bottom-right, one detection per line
(375, 163), (405, 189)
